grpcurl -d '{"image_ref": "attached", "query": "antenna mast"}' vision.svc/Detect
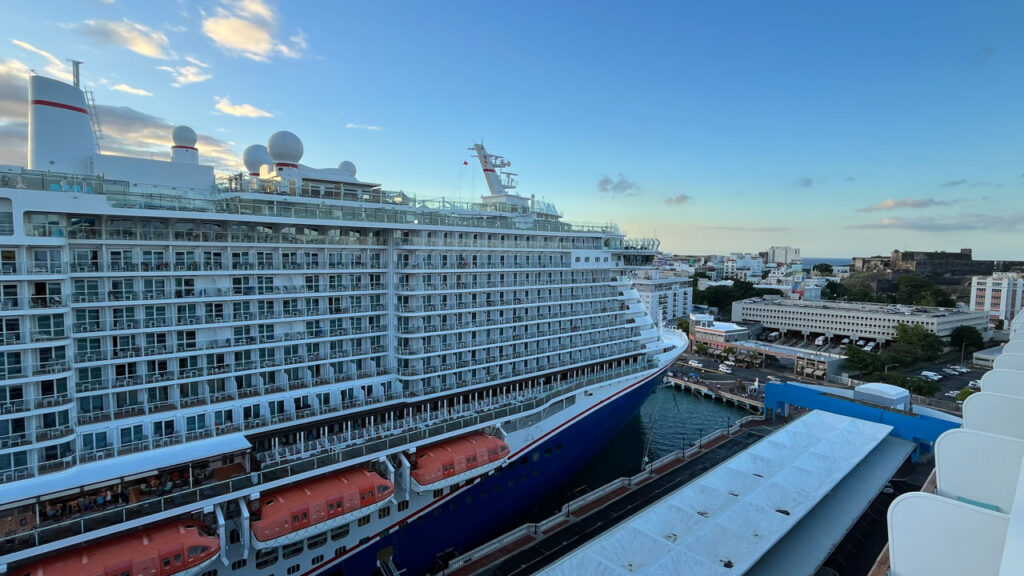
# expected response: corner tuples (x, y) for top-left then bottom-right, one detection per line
(67, 59), (82, 88)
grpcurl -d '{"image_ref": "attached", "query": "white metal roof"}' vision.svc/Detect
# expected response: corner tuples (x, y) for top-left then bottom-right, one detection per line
(0, 434), (251, 505)
(857, 382), (911, 400)
(538, 411), (894, 576)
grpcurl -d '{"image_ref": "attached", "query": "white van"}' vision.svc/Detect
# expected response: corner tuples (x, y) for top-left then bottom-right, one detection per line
(687, 360), (704, 368)
(718, 364), (733, 374)
(814, 336), (826, 346)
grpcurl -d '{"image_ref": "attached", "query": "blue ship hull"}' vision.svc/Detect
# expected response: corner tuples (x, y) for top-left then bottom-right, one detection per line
(329, 369), (666, 575)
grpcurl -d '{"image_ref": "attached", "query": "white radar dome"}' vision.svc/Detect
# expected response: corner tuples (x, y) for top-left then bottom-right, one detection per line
(338, 161), (357, 176)
(172, 125), (198, 148)
(243, 144), (273, 174)
(268, 131), (303, 164)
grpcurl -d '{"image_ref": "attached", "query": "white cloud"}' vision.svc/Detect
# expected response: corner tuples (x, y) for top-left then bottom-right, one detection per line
(157, 65), (213, 86)
(9, 40), (71, 82)
(345, 123), (383, 132)
(184, 56), (210, 68)
(110, 83), (153, 96)
(202, 0), (306, 61)
(68, 19), (172, 59)
(214, 96), (272, 118)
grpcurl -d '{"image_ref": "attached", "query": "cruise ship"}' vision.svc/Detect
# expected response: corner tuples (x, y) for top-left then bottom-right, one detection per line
(0, 70), (686, 576)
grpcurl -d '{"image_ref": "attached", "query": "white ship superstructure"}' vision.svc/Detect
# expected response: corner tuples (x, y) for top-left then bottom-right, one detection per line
(0, 72), (685, 576)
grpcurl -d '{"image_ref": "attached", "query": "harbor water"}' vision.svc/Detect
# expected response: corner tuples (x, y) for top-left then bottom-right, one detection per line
(520, 376), (750, 522)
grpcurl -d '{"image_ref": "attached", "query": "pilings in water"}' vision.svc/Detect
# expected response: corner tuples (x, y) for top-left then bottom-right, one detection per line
(664, 375), (764, 414)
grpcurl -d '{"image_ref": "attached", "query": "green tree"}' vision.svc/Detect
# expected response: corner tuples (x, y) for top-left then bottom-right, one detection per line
(950, 325), (984, 354)
(676, 318), (690, 332)
(822, 281), (848, 300)
(812, 263), (834, 276)
(995, 319), (1005, 330)
(695, 342), (709, 355)
(957, 388), (976, 402)
(844, 344), (883, 373)
(894, 323), (943, 361)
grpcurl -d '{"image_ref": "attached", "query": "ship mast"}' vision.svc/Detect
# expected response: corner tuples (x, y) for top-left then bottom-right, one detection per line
(470, 143), (517, 197)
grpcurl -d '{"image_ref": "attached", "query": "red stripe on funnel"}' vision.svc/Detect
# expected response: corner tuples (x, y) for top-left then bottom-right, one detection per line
(32, 99), (89, 115)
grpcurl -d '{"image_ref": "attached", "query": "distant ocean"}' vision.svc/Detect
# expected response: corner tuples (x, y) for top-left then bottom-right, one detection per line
(802, 257), (852, 267)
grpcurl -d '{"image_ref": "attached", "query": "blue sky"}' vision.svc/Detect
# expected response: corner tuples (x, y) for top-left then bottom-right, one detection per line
(1, 1), (1022, 258)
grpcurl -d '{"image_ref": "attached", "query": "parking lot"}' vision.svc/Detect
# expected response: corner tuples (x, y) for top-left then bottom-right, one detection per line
(904, 362), (982, 399)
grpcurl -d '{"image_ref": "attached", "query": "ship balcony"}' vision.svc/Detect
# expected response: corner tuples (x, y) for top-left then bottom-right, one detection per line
(394, 276), (618, 293)
(0, 394), (72, 415)
(0, 262), (67, 276)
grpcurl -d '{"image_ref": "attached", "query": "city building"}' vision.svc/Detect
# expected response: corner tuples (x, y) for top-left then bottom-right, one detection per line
(766, 245), (801, 265)
(731, 298), (989, 343)
(970, 272), (1024, 325)
(689, 312), (750, 349)
(632, 269), (693, 322)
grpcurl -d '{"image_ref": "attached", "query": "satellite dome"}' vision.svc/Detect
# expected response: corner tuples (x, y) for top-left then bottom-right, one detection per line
(243, 144), (273, 174)
(338, 161), (357, 176)
(267, 131), (303, 164)
(172, 125), (198, 148)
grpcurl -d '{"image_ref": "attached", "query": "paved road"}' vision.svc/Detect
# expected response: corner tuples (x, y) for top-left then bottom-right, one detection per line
(674, 351), (818, 387)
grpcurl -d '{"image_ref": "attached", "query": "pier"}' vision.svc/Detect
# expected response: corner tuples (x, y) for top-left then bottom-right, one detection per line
(664, 374), (764, 414)
(440, 416), (773, 576)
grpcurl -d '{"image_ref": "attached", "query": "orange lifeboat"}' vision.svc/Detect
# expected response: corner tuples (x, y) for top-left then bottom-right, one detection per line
(250, 467), (393, 549)
(410, 432), (509, 491)
(15, 519), (219, 576)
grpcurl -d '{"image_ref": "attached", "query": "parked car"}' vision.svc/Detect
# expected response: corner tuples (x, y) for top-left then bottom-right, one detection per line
(969, 380), (981, 390)
(942, 368), (959, 376)
(688, 360), (704, 368)
(718, 364), (733, 374)
(920, 371), (943, 381)
(950, 366), (970, 374)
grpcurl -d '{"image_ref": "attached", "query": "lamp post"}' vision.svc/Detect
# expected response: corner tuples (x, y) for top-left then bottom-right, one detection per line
(884, 363), (898, 375)
(961, 341), (967, 364)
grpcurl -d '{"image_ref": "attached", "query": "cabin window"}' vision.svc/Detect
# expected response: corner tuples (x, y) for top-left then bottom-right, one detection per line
(282, 541), (304, 560)
(231, 558), (247, 570)
(255, 549), (278, 570)
(433, 489), (444, 499)
(200, 571), (217, 576)
(188, 545), (209, 559)
(328, 502), (334, 511)
(330, 525), (349, 541)
(287, 564), (301, 575)
(312, 554), (324, 565)
(378, 506), (391, 519)
(163, 558), (171, 568)
(377, 484), (389, 495)
(398, 500), (409, 512)
(308, 532), (327, 550)
(357, 515), (370, 527)
(174, 554), (182, 564)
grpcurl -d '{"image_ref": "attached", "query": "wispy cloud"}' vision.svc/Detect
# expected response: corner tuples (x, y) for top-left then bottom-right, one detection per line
(202, 0), (306, 62)
(846, 212), (1024, 232)
(663, 194), (691, 206)
(9, 40), (71, 82)
(345, 123), (383, 132)
(110, 83), (152, 96)
(184, 56), (209, 68)
(859, 197), (952, 212)
(597, 174), (639, 194)
(941, 179), (968, 187)
(0, 61), (240, 172)
(65, 19), (172, 59)
(157, 64), (212, 86)
(796, 176), (813, 188)
(214, 96), (272, 118)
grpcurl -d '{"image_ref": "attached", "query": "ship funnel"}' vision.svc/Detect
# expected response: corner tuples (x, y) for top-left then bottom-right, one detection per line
(28, 75), (97, 173)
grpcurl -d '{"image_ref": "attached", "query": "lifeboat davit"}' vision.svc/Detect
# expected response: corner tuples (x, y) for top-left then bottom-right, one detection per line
(410, 432), (510, 492)
(250, 467), (394, 549)
(17, 519), (219, 576)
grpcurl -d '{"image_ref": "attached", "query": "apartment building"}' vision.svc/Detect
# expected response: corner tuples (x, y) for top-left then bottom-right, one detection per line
(970, 272), (1024, 325)
(633, 269), (693, 322)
